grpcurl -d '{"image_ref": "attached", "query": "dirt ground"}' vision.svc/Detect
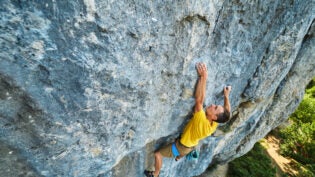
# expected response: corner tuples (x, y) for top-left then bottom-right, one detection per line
(200, 133), (299, 177)
(263, 135), (299, 176)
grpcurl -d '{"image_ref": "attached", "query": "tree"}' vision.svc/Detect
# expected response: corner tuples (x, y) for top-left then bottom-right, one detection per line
(279, 77), (315, 176)
(227, 143), (276, 177)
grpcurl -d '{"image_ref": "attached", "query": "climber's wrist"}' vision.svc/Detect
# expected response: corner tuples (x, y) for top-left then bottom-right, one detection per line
(199, 75), (207, 79)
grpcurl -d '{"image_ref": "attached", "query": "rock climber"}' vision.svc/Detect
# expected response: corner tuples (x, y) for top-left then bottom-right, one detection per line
(144, 62), (232, 177)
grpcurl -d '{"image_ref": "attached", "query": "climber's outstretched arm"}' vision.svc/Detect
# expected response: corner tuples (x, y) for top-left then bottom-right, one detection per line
(223, 86), (231, 113)
(194, 63), (208, 113)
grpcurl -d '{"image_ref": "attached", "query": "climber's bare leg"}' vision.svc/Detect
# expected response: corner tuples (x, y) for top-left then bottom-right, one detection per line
(154, 151), (162, 176)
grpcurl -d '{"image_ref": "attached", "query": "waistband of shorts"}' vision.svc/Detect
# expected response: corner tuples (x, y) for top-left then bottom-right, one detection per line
(177, 139), (194, 149)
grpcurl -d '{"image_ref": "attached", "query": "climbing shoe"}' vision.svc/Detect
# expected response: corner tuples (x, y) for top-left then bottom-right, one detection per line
(144, 170), (156, 177)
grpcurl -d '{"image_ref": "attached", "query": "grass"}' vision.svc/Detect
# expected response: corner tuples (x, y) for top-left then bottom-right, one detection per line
(227, 142), (277, 177)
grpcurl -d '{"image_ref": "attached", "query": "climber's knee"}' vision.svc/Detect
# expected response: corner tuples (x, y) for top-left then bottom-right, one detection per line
(154, 151), (162, 159)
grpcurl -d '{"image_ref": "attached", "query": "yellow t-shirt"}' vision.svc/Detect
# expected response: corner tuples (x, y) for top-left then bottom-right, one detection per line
(180, 110), (218, 147)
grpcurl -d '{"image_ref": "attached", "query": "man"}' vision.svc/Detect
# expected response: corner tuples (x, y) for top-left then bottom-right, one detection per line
(144, 62), (232, 177)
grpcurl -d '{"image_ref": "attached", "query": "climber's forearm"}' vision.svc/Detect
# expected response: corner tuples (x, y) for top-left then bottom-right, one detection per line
(223, 86), (231, 113)
(195, 63), (208, 112)
(224, 95), (231, 113)
(195, 76), (207, 108)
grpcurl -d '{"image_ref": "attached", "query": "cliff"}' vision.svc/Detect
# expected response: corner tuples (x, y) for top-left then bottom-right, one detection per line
(0, 0), (314, 176)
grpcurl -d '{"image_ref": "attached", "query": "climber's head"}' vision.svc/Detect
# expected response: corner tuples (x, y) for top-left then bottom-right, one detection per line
(206, 104), (230, 123)
(215, 108), (230, 123)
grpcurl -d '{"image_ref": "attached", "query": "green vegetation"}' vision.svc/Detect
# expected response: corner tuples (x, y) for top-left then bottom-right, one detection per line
(279, 77), (315, 177)
(228, 77), (315, 177)
(227, 143), (276, 177)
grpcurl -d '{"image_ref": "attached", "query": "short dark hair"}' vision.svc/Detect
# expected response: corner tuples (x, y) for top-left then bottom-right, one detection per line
(215, 108), (230, 123)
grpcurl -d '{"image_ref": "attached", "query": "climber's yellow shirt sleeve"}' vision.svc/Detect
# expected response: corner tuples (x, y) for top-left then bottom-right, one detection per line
(180, 110), (218, 147)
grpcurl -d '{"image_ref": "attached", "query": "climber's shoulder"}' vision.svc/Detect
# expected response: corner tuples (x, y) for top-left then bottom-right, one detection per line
(194, 102), (203, 113)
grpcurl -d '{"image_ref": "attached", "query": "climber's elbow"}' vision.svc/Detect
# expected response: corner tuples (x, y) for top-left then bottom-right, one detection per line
(194, 99), (203, 112)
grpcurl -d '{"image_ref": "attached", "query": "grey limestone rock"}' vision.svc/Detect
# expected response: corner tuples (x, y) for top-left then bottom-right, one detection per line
(0, 0), (314, 176)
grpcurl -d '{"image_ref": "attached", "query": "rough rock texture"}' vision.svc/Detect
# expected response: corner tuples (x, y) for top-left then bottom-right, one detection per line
(0, 0), (314, 177)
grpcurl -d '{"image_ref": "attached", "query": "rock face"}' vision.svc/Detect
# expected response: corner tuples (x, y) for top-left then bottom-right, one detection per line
(0, 0), (314, 176)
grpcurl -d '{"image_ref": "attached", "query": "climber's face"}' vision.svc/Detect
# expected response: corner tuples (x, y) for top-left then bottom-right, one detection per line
(206, 104), (224, 120)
